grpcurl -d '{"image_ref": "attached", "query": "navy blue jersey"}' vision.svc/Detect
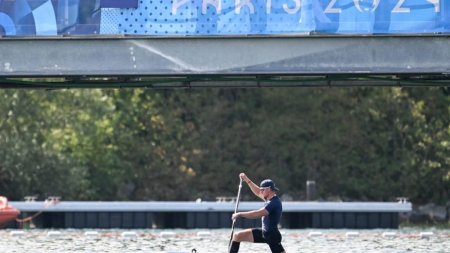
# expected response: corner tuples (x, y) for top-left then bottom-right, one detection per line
(262, 196), (282, 234)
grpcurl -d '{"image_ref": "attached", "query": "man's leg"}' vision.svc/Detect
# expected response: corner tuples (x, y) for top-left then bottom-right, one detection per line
(233, 228), (254, 242)
(266, 231), (285, 253)
(268, 242), (286, 253)
(229, 229), (254, 253)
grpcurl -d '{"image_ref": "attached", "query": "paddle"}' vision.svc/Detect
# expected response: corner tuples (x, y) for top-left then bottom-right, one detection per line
(228, 178), (243, 252)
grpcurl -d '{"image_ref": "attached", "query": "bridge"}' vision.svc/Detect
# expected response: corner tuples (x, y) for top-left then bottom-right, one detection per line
(0, 0), (449, 88)
(9, 201), (412, 229)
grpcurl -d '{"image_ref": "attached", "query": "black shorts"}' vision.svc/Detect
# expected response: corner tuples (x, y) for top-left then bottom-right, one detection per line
(252, 228), (285, 253)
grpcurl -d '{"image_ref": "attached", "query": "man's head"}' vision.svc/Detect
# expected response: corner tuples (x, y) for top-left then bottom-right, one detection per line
(259, 179), (279, 192)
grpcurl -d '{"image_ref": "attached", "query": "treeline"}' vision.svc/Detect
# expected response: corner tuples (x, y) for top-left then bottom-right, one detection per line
(0, 87), (448, 204)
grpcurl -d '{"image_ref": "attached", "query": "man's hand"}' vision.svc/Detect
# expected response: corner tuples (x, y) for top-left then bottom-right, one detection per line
(232, 212), (241, 221)
(239, 173), (249, 183)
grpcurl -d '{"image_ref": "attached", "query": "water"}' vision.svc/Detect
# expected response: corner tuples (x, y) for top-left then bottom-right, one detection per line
(1, 229), (449, 253)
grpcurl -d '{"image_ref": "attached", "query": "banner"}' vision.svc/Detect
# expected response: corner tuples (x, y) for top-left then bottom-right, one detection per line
(0, 0), (448, 36)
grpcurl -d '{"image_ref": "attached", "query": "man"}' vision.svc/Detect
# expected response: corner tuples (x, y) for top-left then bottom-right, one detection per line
(229, 173), (286, 253)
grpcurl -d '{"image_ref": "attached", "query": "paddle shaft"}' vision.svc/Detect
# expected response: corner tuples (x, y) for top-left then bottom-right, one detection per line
(228, 178), (243, 251)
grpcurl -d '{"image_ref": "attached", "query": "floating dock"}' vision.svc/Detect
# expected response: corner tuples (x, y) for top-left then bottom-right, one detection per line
(7, 201), (411, 229)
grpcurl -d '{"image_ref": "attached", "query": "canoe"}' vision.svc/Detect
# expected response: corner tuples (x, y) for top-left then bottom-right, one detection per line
(0, 196), (20, 228)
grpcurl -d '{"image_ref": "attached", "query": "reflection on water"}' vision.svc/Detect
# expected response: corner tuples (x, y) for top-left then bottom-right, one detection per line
(0, 229), (449, 253)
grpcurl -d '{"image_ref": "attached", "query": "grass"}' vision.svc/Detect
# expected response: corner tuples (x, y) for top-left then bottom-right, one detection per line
(400, 221), (450, 229)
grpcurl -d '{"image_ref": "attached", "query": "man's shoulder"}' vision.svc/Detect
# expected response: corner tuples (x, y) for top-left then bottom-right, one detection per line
(271, 195), (281, 202)
(267, 196), (282, 205)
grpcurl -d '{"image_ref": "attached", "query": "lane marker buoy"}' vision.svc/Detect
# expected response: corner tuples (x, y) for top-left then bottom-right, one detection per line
(84, 231), (99, 237)
(121, 231), (138, 238)
(346, 231), (360, 238)
(47, 231), (62, 237)
(382, 232), (397, 238)
(419, 232), (434, 238)
(10, 231), (25, 237)
(197, 231), (211, 238)
(160, 231), (176, 238)
(308, 231), (323, 237)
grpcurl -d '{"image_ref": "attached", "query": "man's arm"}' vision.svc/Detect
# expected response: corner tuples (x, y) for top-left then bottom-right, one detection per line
(233, 207), (268, 220)
(240, 173), (264, 200)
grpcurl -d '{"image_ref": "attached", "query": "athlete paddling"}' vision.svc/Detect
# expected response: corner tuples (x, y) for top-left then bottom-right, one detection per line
(229, 173), (286, 253)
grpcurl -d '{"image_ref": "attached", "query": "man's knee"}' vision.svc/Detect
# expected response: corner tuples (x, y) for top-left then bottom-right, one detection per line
(233, 230), (252, 242)
(233, 231), (244, 241)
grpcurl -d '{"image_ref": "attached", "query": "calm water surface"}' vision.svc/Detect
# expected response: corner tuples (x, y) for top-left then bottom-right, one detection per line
(1, 228), (449, 253)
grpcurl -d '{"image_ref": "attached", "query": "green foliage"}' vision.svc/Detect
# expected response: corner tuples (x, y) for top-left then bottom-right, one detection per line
(0, 87), (448, 204)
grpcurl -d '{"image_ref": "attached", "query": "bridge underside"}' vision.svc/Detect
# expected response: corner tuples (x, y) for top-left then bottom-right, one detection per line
(1, 36), (449, 89)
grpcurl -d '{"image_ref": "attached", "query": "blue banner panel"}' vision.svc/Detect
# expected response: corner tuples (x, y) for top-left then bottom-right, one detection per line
(0, 0), (449, 36)
(100, 0), (138, 9)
